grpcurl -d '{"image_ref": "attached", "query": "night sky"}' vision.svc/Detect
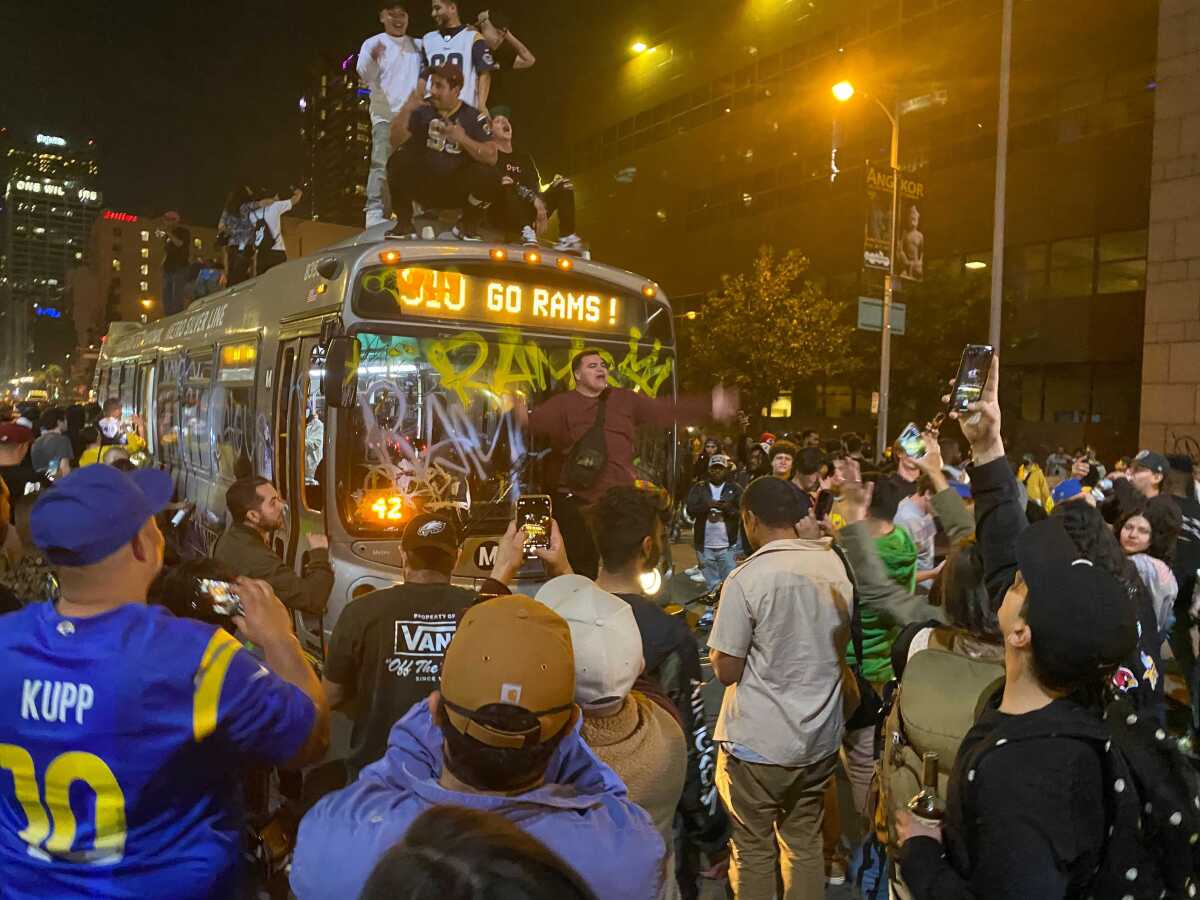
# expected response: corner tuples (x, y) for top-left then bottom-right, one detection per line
(0, 0), (582, 226)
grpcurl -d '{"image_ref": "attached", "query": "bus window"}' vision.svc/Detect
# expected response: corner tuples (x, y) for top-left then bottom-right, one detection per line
(212, 342), (257, 481)
(138, 363), (155, 455)
(302, 341), (326, 512)
(181, 351), (214, 472)
(156, 355), (182, 465)
(96, 366), (110, 405)
(119, 364), (136, 417)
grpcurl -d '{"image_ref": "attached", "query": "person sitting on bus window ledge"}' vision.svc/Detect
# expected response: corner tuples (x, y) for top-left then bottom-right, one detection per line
(385, 62), (499, 241)
(512, 348), (738, 578)
(97, 397), (146, 454)
(0, 465), (329, 898)
(213, 476), (333, 617)
(487, 106), (583, 251)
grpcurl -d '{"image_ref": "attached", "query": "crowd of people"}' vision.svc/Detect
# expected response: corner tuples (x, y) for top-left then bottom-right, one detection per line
(1, 347), (1200, 900)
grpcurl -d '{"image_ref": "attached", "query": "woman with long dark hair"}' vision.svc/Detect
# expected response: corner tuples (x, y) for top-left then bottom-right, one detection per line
(1114, 496), (1180, 641)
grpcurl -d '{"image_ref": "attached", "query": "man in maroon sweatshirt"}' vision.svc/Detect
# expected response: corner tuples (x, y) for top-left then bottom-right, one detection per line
(521, 348), (737, 577)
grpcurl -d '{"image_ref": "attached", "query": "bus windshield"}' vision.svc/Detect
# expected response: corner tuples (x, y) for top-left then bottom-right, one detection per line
(338, 329), (677, 535)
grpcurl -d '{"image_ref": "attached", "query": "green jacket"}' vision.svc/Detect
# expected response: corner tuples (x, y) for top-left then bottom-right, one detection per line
(212, 523), (333, 615)
(838, 487), (976, 682)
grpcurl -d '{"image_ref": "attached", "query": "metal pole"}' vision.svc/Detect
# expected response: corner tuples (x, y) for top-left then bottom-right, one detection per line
(876, 106), (900, 463)
(989, 0), (1013, 348)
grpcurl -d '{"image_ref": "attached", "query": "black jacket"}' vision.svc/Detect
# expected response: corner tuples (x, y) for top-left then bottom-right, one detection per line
(685, 479), (741, 552)
(615, 592), (729, 854)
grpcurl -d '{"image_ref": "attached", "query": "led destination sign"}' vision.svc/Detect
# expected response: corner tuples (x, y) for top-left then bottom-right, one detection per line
(356, 264), (645, 336)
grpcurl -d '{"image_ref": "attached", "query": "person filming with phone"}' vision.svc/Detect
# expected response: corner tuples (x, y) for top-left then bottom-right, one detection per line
(513, 347), (739, 578)
(0, 465), (330, 897)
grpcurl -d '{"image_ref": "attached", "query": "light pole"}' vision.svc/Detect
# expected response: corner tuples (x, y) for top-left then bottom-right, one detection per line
(833, 81), (900, 462)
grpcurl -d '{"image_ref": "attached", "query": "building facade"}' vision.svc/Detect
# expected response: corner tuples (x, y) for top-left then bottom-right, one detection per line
(0, 131), (102, 379)
(66, 209), (221, 348)
(506, 0), (1158, 458)
(300, 51), (372, 227)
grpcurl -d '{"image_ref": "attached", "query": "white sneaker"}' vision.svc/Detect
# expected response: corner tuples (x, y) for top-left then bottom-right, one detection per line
(520, 226), (539, 245)
(365, 211), (388, 229)
(452, 225), (483, 242)
(555, 233), (584, 251)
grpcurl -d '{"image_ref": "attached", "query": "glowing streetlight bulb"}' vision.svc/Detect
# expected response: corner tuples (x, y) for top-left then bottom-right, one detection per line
(831, 80), (856, 102)
(631, 40), (648, 53)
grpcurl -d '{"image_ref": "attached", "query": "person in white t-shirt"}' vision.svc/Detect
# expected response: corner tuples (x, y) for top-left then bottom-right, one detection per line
(357, 2), (425, 228)
(250, 188), (303, 275)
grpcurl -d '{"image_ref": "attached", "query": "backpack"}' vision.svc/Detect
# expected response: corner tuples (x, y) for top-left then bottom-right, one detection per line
(559, 389), (609, 490)
(873, 635), (1005, 849)
(253, 208), (277, 256)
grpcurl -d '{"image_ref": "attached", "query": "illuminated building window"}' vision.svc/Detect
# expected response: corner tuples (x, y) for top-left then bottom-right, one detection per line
(140, 248), (149, 259)
(140, 230), (150, 242)
(762, 392), (793, 419)
(111, 259), (120, 271)
(139, 281), (149, 291)
(139, 265), (149, 276)
(193, 238), (202, 249)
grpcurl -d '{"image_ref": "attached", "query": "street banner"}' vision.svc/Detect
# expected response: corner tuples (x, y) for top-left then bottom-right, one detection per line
(863, 165), (926, 280)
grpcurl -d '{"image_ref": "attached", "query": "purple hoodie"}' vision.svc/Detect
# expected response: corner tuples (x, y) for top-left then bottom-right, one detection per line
(290, 700), (665, 899)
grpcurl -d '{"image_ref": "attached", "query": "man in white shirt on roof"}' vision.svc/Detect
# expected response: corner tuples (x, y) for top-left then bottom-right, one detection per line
(358, 2), (425, 228)
(251, 188), (303, 275)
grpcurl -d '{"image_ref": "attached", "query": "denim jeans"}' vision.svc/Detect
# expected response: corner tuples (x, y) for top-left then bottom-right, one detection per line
(698, 545), (737, 591)
(365, 120), (393, 227)
(162, 268), (188, 316)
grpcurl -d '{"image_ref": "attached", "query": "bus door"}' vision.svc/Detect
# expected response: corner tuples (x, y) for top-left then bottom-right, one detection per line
(276, 335), (329, 654)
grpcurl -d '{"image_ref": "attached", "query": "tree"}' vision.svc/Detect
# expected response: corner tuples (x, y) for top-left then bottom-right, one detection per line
(683, 246), (856, 415)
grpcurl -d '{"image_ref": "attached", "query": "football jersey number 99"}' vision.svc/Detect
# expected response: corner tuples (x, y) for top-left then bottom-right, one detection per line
(0, 743), (127, 863)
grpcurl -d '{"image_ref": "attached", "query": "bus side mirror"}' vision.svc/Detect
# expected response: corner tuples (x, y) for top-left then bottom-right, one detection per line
(324, 336), (359, 408)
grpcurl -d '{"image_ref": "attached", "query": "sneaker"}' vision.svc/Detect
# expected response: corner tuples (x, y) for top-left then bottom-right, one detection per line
(826, 859), (847, 886)
(554, 233), (584, 251)
(684, 565), (701, 577)
(688, 571), (706, 584)
(520, 226), (539, 245)
(451, 225), (483, 242)
(384, 225), (417, 240)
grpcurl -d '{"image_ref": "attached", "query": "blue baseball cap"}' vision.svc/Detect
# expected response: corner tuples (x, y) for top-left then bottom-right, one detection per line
(951, 481), (973, 499)
(31, 465), (174, 566)
(1051, 478), (1084, 505)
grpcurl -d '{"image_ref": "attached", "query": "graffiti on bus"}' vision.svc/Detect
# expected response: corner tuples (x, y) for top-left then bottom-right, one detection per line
(346, 327), (674, 514)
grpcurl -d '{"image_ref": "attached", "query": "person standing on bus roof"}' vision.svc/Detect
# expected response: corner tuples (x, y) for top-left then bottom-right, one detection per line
(421, 0), (497, 114)
(514, 349), (738, 578)
(358, 1), (425, 229)
(213, 477), (333, 617)
(385, 63), (499, 241)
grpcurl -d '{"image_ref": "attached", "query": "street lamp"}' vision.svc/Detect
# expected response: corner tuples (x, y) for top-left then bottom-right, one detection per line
(631, 40), (648, 54)
(833, 80), (901, 463)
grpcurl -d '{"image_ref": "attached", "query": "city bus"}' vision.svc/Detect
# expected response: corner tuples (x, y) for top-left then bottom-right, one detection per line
(93, 231), (680, 654)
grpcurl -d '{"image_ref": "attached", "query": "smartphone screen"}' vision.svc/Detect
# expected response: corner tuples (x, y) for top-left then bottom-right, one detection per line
(516, 495), (553, 557)
(949, 344), (994, 413)
(196, 579), (241, 616)
(896, 422), (927, 460)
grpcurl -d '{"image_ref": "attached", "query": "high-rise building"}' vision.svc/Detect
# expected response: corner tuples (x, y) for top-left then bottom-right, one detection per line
(1, 130), (102, 378)
(66, 210), (221, 347)
(508, 0), (1159, 457)
(300, 51), (372, 227)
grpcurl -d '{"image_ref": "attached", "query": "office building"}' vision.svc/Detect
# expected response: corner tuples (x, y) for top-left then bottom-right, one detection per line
(511, 0), (1159, 457)
(1, 130), (102, 378)
(300, 51), (372, 227)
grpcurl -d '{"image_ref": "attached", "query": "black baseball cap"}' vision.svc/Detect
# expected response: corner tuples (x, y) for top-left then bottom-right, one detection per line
(1131, 450), (1168, 476)
(1016, 519), (1137, 687)
(741, 476), (811, 526)
(402, 512), (461, 558)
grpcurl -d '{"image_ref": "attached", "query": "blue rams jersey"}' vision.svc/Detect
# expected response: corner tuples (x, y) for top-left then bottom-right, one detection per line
(0, 601), (315, 899)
